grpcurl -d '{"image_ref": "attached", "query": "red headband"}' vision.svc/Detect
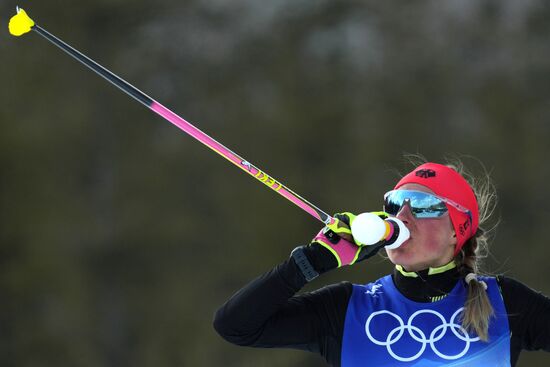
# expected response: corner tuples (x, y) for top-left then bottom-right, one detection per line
(394, 163), (479, 255)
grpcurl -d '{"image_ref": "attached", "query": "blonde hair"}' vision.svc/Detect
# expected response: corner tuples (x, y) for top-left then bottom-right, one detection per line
(404, 154), (498, 341)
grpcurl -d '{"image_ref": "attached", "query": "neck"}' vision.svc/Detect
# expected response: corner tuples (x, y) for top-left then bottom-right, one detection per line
(392, 260), (460, 302)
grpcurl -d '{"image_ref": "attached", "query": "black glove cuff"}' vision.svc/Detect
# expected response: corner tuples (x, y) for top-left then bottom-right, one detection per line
(291, 246), (319, 282)
(302, 243), (339, 273)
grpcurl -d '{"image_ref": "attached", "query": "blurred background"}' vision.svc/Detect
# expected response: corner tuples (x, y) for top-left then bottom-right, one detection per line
(1, 0), (549, 366)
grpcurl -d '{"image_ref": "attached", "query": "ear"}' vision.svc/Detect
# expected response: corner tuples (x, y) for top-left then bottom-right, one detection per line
(450, 230), (457, 246)
(449, 221), (457, 241)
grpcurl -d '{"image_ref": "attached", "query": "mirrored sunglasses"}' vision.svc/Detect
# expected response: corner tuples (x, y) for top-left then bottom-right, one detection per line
(383, 190), (471, 219)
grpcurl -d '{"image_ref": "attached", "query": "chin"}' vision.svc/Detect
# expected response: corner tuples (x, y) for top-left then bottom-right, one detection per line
(386, 247), (419, 269)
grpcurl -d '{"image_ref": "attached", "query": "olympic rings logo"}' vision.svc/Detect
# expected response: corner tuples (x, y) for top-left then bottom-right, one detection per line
(365, 308), (479, 362)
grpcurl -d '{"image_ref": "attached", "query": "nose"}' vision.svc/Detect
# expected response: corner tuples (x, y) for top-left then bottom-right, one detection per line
(395, 200), (414, 224)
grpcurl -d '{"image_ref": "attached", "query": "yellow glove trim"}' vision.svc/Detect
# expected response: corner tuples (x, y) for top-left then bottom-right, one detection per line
(327, 212), (355, 234)
(349, 247), (362, 265)
(316, 240), (343, 268)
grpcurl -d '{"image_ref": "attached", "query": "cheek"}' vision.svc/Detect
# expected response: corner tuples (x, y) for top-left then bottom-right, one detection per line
(425, 229), (455, 253)
(416, 221), (454, 252)
(422, 240), (446, 252)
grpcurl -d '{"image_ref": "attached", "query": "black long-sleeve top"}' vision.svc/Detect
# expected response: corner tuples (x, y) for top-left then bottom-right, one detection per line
(214, 259), (550, 366)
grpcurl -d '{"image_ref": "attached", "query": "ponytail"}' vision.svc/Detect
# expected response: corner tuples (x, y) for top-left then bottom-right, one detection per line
(463, 273), (493, 341)
(456, 232), (494, 341)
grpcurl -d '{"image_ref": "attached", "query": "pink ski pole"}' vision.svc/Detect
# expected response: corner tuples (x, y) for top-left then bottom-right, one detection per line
(9, 7), (334, 225)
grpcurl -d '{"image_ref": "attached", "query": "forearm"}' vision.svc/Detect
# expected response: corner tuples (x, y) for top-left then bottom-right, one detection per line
(213, 230), (358, 355)
(213, 259), (308, 346)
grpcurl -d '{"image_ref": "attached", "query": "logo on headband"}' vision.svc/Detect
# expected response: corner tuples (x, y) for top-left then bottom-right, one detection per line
(415, 169), (436, 179)
(459, 218), (471, 236)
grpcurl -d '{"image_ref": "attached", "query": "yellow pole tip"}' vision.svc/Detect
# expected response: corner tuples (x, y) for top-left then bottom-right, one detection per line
(9, 7), (35, 36)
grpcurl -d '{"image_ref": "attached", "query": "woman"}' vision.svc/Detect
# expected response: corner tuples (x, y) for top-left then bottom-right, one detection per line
(213, 162), (550, 366)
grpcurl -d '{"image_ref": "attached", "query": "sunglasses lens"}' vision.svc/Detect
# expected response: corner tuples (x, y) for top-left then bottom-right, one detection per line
(384, 193), (404, 216)
(384, 190), (448, 218)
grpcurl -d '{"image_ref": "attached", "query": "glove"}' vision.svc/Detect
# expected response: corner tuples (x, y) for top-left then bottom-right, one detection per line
(291, 212), (388, 281)
(317, 212), (389, 265)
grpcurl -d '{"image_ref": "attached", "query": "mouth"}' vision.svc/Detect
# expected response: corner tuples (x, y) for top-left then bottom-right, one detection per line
(390, 237), (410, 251)
(399, 238), (410, 247)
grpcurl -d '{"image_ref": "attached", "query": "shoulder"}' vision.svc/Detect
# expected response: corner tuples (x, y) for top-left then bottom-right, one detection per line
(495, 275), (550, 311)
(345, 275), (393, 301)
(475, 275), (534, 295)
(496, 275), (543, 295)
(303, 281), (354, 303)
(319, 281), (354, 295)
(301, 278), (389, 308)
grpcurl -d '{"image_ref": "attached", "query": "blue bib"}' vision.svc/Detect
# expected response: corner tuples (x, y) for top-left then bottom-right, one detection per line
(341, 275), (510, 367)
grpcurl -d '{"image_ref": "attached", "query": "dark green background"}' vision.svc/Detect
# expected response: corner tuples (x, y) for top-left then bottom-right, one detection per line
(1, 1), (549, 366)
